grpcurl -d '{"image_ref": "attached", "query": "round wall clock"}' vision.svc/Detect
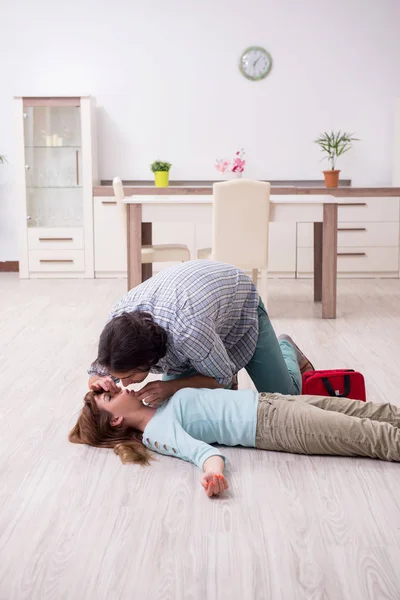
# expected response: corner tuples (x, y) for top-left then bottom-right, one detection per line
(239, 46), (272, 81)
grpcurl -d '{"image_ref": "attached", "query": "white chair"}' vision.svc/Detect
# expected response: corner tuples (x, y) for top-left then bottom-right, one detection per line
(113, 177), (191, 267)
(197, 179), (270, 303)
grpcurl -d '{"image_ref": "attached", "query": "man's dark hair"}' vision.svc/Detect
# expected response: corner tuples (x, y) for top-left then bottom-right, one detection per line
(97, 311), (168, 373)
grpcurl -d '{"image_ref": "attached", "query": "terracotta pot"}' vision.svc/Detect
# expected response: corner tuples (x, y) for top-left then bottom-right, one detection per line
(323, 170), (340, 188)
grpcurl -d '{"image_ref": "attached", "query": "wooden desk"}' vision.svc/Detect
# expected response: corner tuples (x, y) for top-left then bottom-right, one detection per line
(92, 185), (400, 319)
(94, 184), (400, 198)
(120, 193), (338, 318)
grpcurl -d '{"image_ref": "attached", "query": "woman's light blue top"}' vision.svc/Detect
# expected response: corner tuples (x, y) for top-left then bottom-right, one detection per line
(142, 388), (259, 470)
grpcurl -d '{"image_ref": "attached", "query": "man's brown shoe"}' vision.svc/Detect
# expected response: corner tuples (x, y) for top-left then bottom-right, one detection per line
(278, 334), (315, 376)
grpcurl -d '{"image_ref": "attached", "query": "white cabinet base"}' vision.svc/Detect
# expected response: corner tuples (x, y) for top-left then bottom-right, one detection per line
(93, 195), (400, 281)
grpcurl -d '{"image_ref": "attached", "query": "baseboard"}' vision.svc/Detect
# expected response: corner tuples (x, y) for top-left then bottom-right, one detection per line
(0, 261), (19, 272)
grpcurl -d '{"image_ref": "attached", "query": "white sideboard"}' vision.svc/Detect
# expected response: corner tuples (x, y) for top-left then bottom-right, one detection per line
(93, 194), (400, 279)
(297, 197), (400, 278)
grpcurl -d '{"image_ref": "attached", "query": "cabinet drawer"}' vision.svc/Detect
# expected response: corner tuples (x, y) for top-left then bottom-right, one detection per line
(337, 197), (399, 222)
(28, 228), (84, 250)
(297, 222), (399, 248)
(28, 250), (85, 272)
(297, 247), (399, 275)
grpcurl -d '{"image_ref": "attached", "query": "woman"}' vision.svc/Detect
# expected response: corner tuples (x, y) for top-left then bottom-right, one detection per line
(88, 260), (313, 406)
(70, 380), (400, 498)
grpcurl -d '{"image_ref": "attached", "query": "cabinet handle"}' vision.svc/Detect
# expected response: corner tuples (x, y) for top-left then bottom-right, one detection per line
(337, 227), (367, 232)
(76, 150), (79, 186)
(39, 237), (73, 242)
(338, 202), (367, 207)
(40, 259), (74, 263)
(337, 252), (366, 257)
(101, 200), (117, 205)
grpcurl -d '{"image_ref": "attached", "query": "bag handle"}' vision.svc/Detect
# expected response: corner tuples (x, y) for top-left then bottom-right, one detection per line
(322, 375), (351, 398)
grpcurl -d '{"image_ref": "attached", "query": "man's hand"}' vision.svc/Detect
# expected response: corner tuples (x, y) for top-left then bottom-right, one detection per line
(135, 373), (226, 408)
(135, 380), (176, 407)
(200, 472), (229, 497)
(88, 375), (120, 394)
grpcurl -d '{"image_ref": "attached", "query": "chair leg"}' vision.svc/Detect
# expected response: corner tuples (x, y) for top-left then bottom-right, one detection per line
(251, 268), (258, 285)
(259, 268), (268, 308)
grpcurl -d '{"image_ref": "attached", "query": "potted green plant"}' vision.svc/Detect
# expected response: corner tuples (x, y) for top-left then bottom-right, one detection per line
(150, 161), (172, 188)
(314, 131), (358, 188)
(0, 155), (6, 164)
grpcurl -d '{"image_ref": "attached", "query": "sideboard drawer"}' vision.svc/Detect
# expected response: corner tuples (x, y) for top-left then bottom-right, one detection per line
(297, 247), (399, 275)
(337, 197), (399, 222)
(28, 250), (85, 272)
(297, 222), (399, 248)
(28, 228), (84, 250)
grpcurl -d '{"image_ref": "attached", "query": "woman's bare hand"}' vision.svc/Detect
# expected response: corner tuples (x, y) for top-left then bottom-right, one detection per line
(200, 472), (229, 497)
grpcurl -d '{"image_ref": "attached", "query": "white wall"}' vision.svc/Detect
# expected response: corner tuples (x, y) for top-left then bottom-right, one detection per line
(1, 0), (400, 260)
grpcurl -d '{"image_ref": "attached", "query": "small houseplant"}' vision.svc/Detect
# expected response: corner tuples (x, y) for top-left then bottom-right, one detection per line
(150, 161), (172, 188)
(314, 131), (358, 188)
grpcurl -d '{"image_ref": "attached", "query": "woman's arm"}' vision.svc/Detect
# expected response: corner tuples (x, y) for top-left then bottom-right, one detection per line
(201, 456), (229, 498)
(155, 426), (229, 497)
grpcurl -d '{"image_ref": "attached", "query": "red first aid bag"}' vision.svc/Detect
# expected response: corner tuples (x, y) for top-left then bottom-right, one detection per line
(302, 369), (366, 402)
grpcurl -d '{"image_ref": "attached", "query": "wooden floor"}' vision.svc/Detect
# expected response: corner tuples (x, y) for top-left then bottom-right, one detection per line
(1, 274), (400, 600)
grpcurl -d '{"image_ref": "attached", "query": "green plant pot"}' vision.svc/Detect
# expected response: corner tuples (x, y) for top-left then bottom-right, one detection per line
(154, 171), (169, 188)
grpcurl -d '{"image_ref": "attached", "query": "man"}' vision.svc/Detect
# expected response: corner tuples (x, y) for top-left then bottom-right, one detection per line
(88, 261), (312, 406)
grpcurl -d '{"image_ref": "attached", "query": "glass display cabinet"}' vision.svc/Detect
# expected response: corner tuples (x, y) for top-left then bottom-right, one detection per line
(14, 96), (98, 278)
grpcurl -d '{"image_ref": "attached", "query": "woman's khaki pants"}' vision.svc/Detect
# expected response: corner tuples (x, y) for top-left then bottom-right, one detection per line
(256, 392), (400, 462)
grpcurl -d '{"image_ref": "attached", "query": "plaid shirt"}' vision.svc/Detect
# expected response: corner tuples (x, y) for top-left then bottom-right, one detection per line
(88, 261), (259, 385)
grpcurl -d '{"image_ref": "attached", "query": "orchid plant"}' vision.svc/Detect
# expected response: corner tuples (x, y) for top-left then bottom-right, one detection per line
(215, 159), (230, 174)
(231, 149), (246, 173)
(215, 149), (246, 174)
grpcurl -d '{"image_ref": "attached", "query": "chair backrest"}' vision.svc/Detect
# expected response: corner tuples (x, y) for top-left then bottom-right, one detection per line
(211, 179), (270, 270)
(112, 177), (125, 202)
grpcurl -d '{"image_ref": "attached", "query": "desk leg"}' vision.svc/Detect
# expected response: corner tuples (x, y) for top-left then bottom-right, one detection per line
(314, 222), (323, 302)
(127, 204), (142, 290)
(322, 203), (338, 319)
(141, 222), (153, 281)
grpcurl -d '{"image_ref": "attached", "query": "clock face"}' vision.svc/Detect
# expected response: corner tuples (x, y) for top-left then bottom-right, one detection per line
(239, 46), (272, 81)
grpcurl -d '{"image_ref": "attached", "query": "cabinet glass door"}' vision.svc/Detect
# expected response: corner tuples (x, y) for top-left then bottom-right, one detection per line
(24, 104), (83, 227)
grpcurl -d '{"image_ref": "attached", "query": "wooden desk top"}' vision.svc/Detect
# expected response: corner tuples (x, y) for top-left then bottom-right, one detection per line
(94, 184), (400, 198)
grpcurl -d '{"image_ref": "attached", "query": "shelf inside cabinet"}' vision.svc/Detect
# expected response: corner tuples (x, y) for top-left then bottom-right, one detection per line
(26, 186), (83, 189)
(24, 145), (82, 149)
